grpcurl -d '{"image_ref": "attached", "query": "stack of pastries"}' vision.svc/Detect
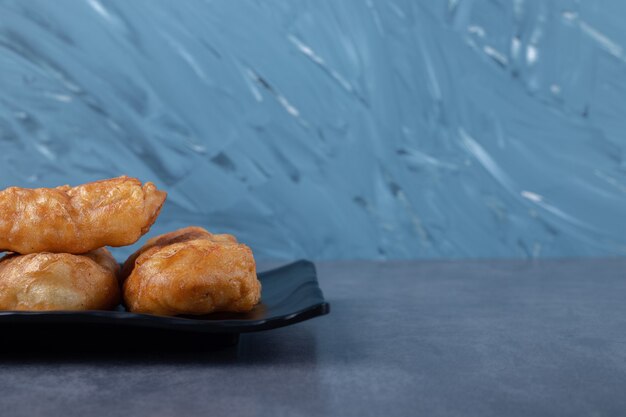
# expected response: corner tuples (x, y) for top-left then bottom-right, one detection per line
(0, 176), (261, 316)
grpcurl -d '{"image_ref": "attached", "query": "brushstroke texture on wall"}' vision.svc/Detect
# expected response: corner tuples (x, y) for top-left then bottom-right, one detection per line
(0, 0), (624, 260)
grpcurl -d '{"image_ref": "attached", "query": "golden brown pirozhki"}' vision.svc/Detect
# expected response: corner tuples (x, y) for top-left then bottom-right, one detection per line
(122, 227), (261, 316)
(0, 176), (166, 254)
(0, 248), (120, 311)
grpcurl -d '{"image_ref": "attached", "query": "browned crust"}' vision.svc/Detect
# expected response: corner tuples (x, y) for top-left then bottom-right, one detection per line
(0, 176), (166, 254)
(0, 248), (121, 311)
(122, 227), (260, 316)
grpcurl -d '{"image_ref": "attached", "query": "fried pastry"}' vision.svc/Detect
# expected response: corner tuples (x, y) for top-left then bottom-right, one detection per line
(0, 176), (166, 254)
(0, 248), (120, 311)
(122, 226), (261, 316)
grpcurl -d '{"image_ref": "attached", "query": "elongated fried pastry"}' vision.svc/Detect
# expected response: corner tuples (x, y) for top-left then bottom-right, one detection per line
(0, 176), (166, 254)
(122, 227), (261, 316)
(0, 248), (120, 311)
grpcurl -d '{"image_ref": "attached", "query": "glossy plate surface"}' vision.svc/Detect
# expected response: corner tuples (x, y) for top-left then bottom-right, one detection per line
(0, 260), (329, 344)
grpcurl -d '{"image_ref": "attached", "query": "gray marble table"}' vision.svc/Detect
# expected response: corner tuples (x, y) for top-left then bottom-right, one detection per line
(1, 259), (626, 417)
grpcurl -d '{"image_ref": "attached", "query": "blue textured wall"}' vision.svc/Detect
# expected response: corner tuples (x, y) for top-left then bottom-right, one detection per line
(0, 0), (625, 260)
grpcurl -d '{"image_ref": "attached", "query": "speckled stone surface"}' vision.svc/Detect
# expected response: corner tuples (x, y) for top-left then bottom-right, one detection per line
(1, 259), (626, 416)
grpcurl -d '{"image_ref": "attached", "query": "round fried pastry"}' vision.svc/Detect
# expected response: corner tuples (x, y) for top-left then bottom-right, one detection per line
(0, 248), (121, 311)
(123, 227), (260, 316)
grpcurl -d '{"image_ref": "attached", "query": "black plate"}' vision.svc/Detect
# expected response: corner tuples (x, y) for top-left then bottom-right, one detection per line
(0, 260), (329, 351)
